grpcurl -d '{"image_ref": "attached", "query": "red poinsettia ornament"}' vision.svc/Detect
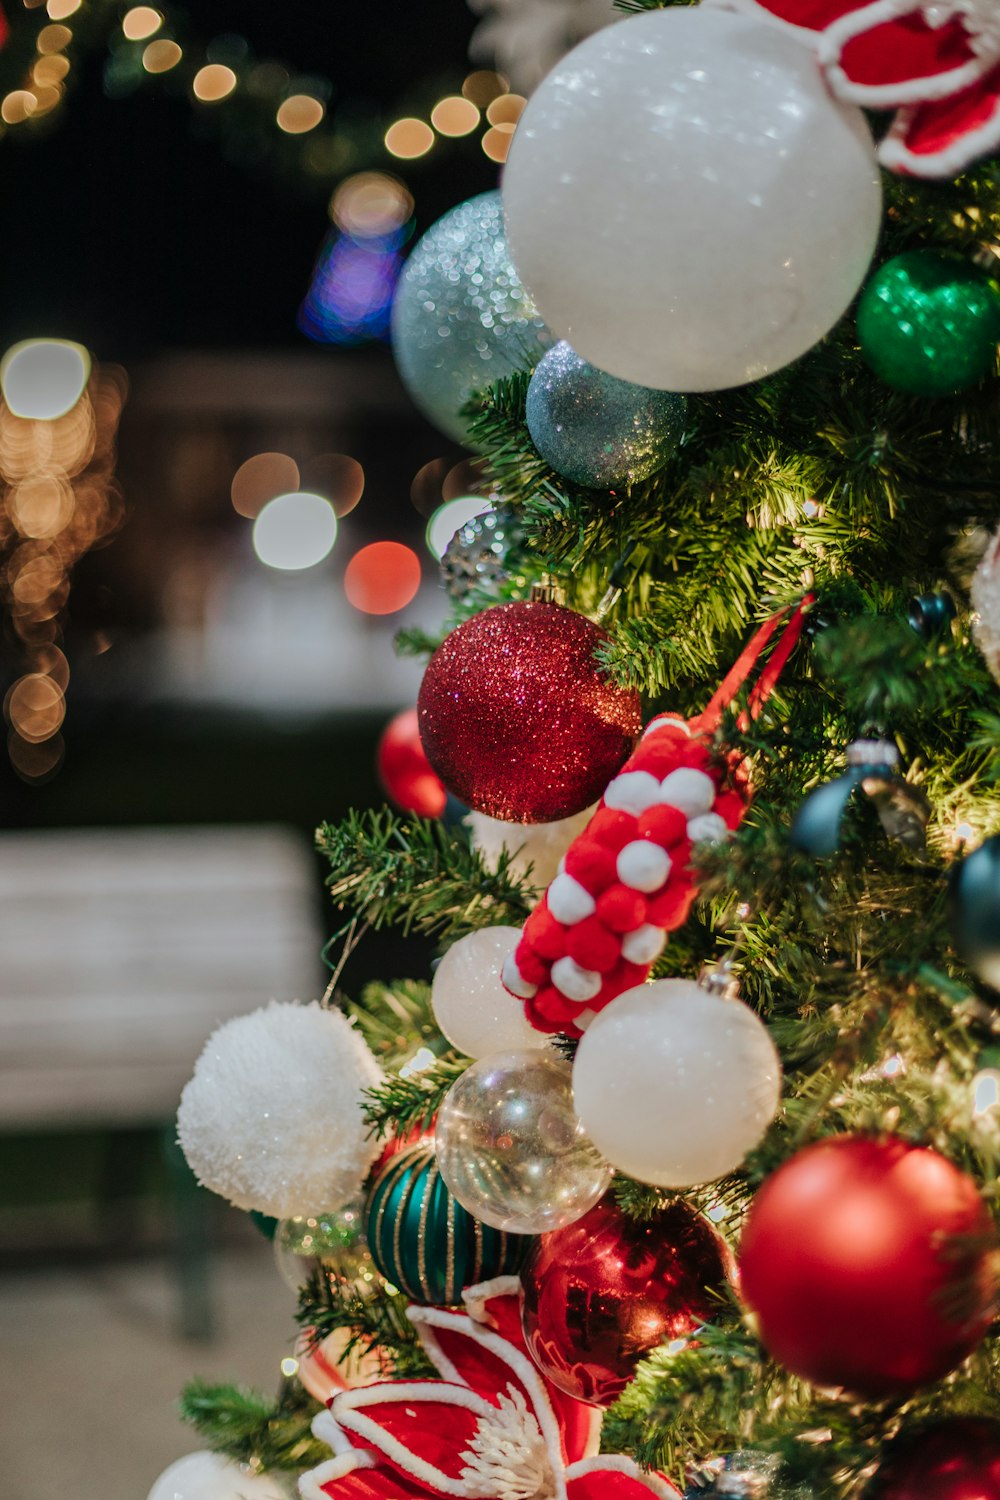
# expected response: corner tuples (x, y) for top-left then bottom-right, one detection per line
(299, 1278), (681, 1500)
(718, 0), (1000, 177)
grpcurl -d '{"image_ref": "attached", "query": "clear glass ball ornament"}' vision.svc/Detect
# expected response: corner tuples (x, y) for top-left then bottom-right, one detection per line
(272, 1201), (373, 1293)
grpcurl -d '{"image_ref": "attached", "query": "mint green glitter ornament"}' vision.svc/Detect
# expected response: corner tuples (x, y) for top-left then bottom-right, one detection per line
(857, 250), (1000, 396)
(363, 1140), (531, 1304)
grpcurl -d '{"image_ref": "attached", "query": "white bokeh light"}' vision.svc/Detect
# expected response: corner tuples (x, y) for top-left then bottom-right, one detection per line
(1, 339), (91, 419)
(425, 494), (492, 561)
(252, 491), (338, 571)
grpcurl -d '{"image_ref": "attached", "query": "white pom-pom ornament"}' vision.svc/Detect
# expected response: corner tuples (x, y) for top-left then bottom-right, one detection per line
(146, 1452), (287, 1500)
(177, 1002), (383, 1218)
(572, 977), (782, 1187)
(432, 926), (548, 1058)
(466, 805), (594, 891)
(616, 840), (671, 892)
(548, 870), (596, 924)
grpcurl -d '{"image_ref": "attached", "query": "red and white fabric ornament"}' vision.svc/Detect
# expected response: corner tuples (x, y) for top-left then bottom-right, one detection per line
(503, 600), (812, 1038)
(713, 0), (1000, 178)
(298, 1277), (680, 1500)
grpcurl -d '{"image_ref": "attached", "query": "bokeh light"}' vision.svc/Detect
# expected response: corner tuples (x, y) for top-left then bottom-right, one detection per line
(142, 39), (182, 73)
(5, 672), (65, 742)
(1, 340), (90, 420)
(8, 729), (64, 783)
(409, 457), (451, 519)
(9, 474), (75, 538)
(231, 452), (300, 520)
(344, 541), (421, 615)
(300, 454), (365, 518)
(122, 6), (162, 40)
(46, 0), (80, 18)
(443, 457), (489, 502)
(384, 118), (434, 159)
(330, 172), (413, 238)
(426, 495), (492, 560)
(193, 64), (237, 102)
(276, 94), (324, 133)
(462, 70), (508, 108)
(486, 93), (526, 127)
(36, 23), (72, 52)
(30, 83), (63, 116)
(2, 92), (38, 124)
(431, 96), (479, 137)
(482, 126), (513, 163)
(252, 491), (337, 571)
(34, 55), (70, 85)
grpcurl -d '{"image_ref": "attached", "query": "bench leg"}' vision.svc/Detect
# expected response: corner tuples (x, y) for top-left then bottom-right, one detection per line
(161, 1128), (216, 1343)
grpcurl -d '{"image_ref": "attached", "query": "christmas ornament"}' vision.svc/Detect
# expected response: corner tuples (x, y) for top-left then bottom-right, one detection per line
(417, 599), (642, 823)
(272, 1202), (372, 1294)
(572, 972), (782, 1188)
(440, 503), (525, 601)
(435, 1049), (613, 1233)
(364, 1139), (530, 1303)
(502, 7), (881, 392)
(790, 737), (930, 858)
(299, 1277), (681, 1500)
(857, 251), (1000, 396)
(431, 926), (550, 1058)
(685, 1452), (794, 1499)
(520, 1194), (732, 1406)
(295, 1327), (385, 1403)
(145, 1452), (287, 1500)
(739, 0), (1000, 178)
(391, 190), (550, 445)
(738, 1134), (999, 1396)
(377, 708), (447, 818)
(504, 600), (813, 1035)
(466, 804), (595, 892)
(908, 590), (955, 640)
(950, 834), (1000, 988)
(177, 1002), (383, 1219)
(525, 341), (687, 489)
(871, 1417), (1000, 1500)
(972, 526), (1000, 684)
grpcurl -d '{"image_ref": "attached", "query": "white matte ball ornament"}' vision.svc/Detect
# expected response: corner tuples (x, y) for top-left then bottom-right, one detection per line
(573, 978), (782, 1187)
(466, 805), (594, 892)
(502, 7), (882, 392)
(432, 926), (548, 1059)
(177, 1002), (384, 1218)
(145, 1451), (288, 1500)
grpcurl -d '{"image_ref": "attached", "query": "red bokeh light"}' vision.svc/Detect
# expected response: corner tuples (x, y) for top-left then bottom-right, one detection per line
(344, 541), (421, 615)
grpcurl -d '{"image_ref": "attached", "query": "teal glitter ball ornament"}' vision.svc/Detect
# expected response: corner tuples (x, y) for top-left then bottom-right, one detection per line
(364, 1140), (531, 1304)
(526, 341), (687, 488)
(857, 250), (1000, 396)
(391, 190), (551, 446)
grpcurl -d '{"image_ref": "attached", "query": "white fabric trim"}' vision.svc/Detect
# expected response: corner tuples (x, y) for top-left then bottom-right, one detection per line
(333, 1383), (492, 1497)
(822, 0), (994, 109)
(461, 1276), (522, 1323)
(311, 1409), (359, 1458)
(298, 1450), (380, 1500)
(879, 90), (1000, 177)
(566, 1455), (681, 1499)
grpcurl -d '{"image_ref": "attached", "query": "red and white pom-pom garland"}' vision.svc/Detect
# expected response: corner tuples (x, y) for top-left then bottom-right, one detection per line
(501, 716), (746, 1038)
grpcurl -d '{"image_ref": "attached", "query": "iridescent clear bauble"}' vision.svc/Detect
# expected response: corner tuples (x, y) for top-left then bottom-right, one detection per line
(434, 1049), (613, 1234)
(526, 341), (687, 488)
(391, 190), (551, 445)
(440, 503), (524, 600)
(272, 1201), (372, 1293)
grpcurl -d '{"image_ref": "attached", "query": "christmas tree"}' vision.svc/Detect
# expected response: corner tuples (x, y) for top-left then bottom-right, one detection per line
(160, 2), (1000, 1498)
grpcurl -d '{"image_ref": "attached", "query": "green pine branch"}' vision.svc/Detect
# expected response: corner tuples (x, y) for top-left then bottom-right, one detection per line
(296, 1265), (435, 1380)
(179, 1377), (327, 1474)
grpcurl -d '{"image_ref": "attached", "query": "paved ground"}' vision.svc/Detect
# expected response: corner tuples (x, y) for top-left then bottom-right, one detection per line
(0, 1240), (297, 1500)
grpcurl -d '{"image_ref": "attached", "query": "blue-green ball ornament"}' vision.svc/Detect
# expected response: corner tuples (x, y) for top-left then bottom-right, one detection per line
(364, 1140), (531, 1304)
(391, 191), (551, 446)
(526, 341), (687, 488)
(857, 251), (1000, 397)
(950, 835), (1000, 989)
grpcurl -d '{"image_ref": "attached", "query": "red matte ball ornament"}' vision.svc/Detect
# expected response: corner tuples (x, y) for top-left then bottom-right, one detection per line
(738, 1134), (999, 1398)
(519, 1193), (732, 1407)
(377, 708), (447, 818)
(416, 600), (642, 824)
(872, 1418), (1000, 1500)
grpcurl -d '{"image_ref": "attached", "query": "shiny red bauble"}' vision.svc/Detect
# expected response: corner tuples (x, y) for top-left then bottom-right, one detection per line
(872, 1418), (1000, 1500)
(377, 708), (447, 817)
(417, 600), (641, 824)
(739, 1134), (998, 1397)
(519, 1193), (732, 1407)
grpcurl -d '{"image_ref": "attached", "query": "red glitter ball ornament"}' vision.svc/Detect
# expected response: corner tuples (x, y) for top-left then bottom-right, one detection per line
(417, 600), (641, 824)
(872, 1418), (1000, 1500)
(519, 1193), (732, 1407)
(739, 1134), (999, 1398)
(377, 708), (447, 818)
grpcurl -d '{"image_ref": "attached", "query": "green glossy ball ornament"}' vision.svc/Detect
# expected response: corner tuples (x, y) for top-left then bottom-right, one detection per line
(364, 1140), (531, 1304)
(950, 834), (1000, 989)
(857, 251), (1000, 396)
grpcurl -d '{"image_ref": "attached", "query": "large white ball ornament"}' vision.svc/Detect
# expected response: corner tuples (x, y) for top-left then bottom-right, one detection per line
(502, 7), (883, 392)
(572, 979), (782, 1187)
(432, 926), (549, 1058)
(146, 1451), (288, 1500)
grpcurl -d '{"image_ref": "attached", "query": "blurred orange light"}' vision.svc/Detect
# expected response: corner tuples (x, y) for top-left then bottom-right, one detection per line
(462, 70), (508, 108)
(486, 93), (526, 128)
(36, 22), (71, 52)
(482, 127), (513, 163)
(30, 83), (62, 116)
(231, 451), (300, 520)
(276, 94), (324, 134)
(8, 728), (64, 781)
(2, 91), (38, 124)
(344, 542), (421, 616)
(384, 118), (433, 160)
(9, 474), (74, 538)
(300, 453), (365, 518)
(46, 0), (80, 16)
(330, 172), (412, 237)
(142, 39), (182, 73)
(430, 96), (479, 137)
(122, 6), (162, 40)
(6, 672), (65, 742)
(193, 64), (237, 102)
(33, 54), (70, 84)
